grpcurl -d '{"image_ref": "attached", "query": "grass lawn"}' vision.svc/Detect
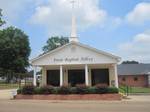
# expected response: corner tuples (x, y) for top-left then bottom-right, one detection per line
(129, 87), (150, 93)
(119, 86), (150, 94)
(0, 83), (19, 90)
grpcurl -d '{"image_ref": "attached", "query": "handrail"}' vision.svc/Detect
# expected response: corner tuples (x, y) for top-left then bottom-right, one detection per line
(119, 85), (130, 96)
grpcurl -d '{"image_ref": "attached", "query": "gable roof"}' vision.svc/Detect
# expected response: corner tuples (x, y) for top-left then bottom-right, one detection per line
(31, 42), (121, 63)
(118, 64), (150, 75)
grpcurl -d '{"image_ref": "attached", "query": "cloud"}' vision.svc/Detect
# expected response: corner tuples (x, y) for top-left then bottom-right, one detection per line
(126, 2), (150, 25)
(0, 0), (46, 23)
(0, 0), (120, 35)
(118, 30), (150, 63)
(29, 0), (107, 35)
(0, 0), (31, 20)
(104, 17), (123, 31)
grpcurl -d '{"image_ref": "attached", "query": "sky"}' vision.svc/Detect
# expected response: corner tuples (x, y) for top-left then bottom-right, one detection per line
(0, 0), (150, 63)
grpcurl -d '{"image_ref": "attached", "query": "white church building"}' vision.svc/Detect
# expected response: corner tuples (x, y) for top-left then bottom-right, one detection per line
(31, 1), (121, 88)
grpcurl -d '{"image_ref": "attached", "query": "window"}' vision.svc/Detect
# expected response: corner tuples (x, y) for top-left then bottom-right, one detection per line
(122, 77), (126, 81)
(134, 77), (138, 81)
(91, 69), (109, 86)
(47, 70), (60, 86)
(68, 70), (85, 87)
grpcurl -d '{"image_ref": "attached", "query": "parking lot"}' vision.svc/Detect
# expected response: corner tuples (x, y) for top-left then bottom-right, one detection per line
(0, 89), (150, 112)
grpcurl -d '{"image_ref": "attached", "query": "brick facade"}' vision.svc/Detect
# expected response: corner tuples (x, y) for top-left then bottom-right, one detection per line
(15, 94), (121, 100)
(118, 75), (148, 87)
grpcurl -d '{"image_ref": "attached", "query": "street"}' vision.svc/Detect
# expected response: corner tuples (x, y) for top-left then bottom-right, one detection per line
(0, 98), (150, 112)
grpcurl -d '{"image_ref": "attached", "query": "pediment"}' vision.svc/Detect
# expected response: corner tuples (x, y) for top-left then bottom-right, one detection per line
(31, 42), (120, 66)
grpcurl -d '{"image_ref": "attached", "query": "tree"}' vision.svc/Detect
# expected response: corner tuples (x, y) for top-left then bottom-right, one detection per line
(0, 27), (31, 82)
(0, 9), (5, 27)
(43, 36), (69, 52)
(122, 60), (139, 64)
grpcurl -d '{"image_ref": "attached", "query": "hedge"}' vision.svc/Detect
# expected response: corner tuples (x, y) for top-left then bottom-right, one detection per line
(17, 84), (118, 95)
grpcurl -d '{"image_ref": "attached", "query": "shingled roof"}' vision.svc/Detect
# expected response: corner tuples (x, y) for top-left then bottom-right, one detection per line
(118, 64), (150, 75)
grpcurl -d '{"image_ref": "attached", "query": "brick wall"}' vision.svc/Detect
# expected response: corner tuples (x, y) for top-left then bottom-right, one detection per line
(118, 75), (148, 87)
(15, 94), (121, 100)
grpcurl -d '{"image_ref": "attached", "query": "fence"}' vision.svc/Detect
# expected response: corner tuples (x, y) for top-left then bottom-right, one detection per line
(0, 70), (33, 89)
(0, 80), (33, 89)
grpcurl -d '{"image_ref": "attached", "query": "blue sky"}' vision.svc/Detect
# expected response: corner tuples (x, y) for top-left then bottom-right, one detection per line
(0, 0), (150, 63)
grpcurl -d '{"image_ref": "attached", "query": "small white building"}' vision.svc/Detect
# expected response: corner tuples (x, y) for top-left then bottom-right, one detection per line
(31, 2), (121, 88)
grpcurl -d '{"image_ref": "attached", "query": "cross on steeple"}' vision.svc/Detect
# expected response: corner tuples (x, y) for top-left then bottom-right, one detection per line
(70, 0), (75, 9)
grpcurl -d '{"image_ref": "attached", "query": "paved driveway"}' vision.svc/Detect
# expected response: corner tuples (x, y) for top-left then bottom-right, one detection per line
(0, 89), (150, 112)
(0, 89), (16, 99)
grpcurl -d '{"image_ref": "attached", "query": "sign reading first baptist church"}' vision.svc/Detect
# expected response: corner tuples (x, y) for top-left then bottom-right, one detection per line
(54, 57), (94, 63)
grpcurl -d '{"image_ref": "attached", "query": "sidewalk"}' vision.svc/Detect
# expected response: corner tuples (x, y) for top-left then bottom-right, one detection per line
(124, 95), (150, 102)
(0, 89), (16, 99)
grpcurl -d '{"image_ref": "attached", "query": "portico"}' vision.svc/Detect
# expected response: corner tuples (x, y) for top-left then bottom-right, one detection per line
(39, 64), (118, 87)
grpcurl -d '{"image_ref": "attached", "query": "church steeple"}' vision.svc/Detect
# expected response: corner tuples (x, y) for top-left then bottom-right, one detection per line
(69, 0), (79, 42)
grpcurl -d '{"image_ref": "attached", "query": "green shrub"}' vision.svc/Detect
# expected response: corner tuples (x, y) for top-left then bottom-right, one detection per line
(57, 85), (70, 94)
(95, 84), (108, 94)
(17, 88), (22, 94)
(34, 87), (41, 94)
(76, 84), (89, 94)
(22, 85), (35, 95)
(95, 87), (108, 94)
(107, 87), (118, 93)
(38, 86), (54, 94)
(88, 87), (96, 94)
(70, 87), (77, 94)
(18, 85), (119, 95)
(51, 87), (59, 94)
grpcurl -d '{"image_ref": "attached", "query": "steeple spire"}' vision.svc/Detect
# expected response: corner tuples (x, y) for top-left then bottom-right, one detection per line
(69, 0), (79, 42)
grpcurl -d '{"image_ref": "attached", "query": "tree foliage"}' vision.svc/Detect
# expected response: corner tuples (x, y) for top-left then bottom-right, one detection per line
(43, 36), (69, 53)
(0, 27), (31, 73)
(122, 60), (139, 64)
(0, 9), (5, 27)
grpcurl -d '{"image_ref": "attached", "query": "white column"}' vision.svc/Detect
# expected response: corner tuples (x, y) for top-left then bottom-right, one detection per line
(114, 64), (119, 88)
(60, 65), (63, 86)
(148, 74), (150, 87)
(33, 66), (37, 86)
(41, 67), (46, 86)
(85, 64), (89, 86)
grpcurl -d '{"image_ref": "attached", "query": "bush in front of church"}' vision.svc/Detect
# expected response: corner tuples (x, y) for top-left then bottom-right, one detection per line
(17, 88), (23, 94)
(107, 87), (119, 93)
(21, 85), (35, 95)
(57, 85), (70, 94)
(75, 84), (89, 94)
(34, 85), (54, 94)
(87, 87), (96, 94)
(17, 85), (119, 95)
(95, 84), (108, 94)
(69, 87), (78, 94)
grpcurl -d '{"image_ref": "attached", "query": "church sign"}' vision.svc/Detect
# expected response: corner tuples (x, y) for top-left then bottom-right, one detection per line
(53, 57), (94, 63)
